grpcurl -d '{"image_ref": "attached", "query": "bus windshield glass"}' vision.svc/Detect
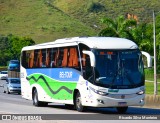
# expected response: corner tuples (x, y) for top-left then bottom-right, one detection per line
(93, 49), (144, 89)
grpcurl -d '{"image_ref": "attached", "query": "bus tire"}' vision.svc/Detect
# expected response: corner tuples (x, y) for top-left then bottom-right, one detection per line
(32, 89), (48, 107)
(33, 89), (40, 106)
(75, 91), (86, 112)
(116, 107), (128, 114)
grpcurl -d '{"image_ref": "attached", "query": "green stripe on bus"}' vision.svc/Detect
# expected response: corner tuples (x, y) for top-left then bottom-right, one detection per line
(27, 74), (77, 100)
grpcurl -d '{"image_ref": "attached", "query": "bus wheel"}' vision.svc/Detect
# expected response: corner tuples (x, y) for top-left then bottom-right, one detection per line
(33, 89), (41, 106)
(116, 107), (128, 114)
(75, 92), (85, 112)
(33, 89), (48, 107)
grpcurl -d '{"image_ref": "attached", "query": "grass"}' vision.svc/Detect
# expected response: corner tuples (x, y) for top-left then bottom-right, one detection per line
(53, 0), (160, 25)
(1, 0), (160, 44)
(145, 75), (160, 82)
(145, 82), (160, 94)
(143, 69), (160, 94)
(0, 0), (96, 44)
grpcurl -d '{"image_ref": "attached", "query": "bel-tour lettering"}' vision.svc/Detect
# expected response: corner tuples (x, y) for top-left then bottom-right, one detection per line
(59, 71), (72, 79)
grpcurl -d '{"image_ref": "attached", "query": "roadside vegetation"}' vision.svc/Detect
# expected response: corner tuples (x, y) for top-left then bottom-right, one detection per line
(0, 34), (35, 66)
(0, 0), (96, 43)
(145, 82), (160, 94)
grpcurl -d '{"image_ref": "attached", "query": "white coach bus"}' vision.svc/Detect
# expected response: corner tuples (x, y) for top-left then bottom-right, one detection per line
(20, 37), (151, 113)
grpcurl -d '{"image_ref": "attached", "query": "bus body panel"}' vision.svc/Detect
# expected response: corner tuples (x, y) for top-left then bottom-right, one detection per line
(20, 37), (146, 110)
(22, 37), (138, 51)
(80, 81), (145, 107)
(21, 67), (81, 104)
(21, 64), (145, 107)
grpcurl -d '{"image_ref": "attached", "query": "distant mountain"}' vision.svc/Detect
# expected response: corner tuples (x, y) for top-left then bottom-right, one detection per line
(0, 0), (159, 43)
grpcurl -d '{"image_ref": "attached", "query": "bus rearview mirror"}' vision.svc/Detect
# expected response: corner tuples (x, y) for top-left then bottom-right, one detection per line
(82, 50), (95, 67)
(141, 51), (152, 68)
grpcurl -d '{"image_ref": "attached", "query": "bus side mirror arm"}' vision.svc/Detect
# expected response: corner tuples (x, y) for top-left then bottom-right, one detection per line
(82, 50), (96, 67)
(141, 51), (152, 68)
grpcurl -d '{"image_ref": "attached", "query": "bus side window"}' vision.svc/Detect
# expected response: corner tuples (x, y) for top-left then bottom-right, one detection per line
(73, 48), (78, 67)
(57, 48), (64, 67)
(29, 50), (34, 68)
(46, 49), (50, 67)
(22, 51), (30, 68)
(36, 50), (42, 67)
(82, 53), (86, 67)
(41, 49), (46, 68)
(83, 54), (93, 81)
(50, 48), (56, 68)
(34, 50), (39, 68)
(62, 48), (68, 67)
(78, 43), (90, 72)
(26, 51), (30, 68)
(54, 48), (59, 67)
(68, 48), (78, 67)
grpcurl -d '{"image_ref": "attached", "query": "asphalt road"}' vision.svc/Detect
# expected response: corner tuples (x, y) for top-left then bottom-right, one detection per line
(0, 79), (160, 123)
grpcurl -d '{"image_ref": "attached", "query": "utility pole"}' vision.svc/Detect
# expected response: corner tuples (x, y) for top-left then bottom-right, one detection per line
(153, 10), (160, 95)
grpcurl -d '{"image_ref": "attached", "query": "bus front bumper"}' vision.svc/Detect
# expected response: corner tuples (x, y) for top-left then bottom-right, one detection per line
(83, 94), (145, 107)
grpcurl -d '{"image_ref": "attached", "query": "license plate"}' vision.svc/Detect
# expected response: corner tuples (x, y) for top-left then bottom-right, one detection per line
(118, 102), (127, 106)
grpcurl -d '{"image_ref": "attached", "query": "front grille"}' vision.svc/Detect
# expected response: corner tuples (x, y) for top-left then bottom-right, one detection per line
(107, 94), (137, 99)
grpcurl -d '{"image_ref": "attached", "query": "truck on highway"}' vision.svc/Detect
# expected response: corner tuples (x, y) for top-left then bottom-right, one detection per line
(8, 60), (20, 78)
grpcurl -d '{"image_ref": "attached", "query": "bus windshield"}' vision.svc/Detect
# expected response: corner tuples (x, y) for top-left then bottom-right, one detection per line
(93, 49), (144, 89)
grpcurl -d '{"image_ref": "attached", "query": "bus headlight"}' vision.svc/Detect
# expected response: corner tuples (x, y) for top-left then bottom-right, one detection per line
(97, 91), (108, 96)
(136, 90), (145, 95)
(89, 87), (108, 96)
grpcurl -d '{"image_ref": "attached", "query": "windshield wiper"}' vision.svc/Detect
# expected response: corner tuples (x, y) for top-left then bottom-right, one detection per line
(96, 77), (106, 82)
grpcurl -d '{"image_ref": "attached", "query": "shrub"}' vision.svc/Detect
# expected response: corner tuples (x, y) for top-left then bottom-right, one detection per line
(87, 2), (106, 13)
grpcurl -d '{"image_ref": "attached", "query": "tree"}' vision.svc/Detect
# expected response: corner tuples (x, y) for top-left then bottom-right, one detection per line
(98, 15), (137, 41)
(130, 23), (153, 54)
(98, 16), (154, 55)
(0, 35), (13, 66)
(9, 35), (35, 59)
(0, 34), (35, 66)
(98, 15), (160, 72)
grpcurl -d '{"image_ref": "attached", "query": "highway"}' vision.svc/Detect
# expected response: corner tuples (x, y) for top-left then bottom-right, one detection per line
(0, 79), (160, 123)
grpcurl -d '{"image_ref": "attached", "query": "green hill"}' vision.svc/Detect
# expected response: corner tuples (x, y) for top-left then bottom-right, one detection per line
(0, 0), (96, 43)
(0, 0), (160, 44)
(52, 0), (160, 26)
